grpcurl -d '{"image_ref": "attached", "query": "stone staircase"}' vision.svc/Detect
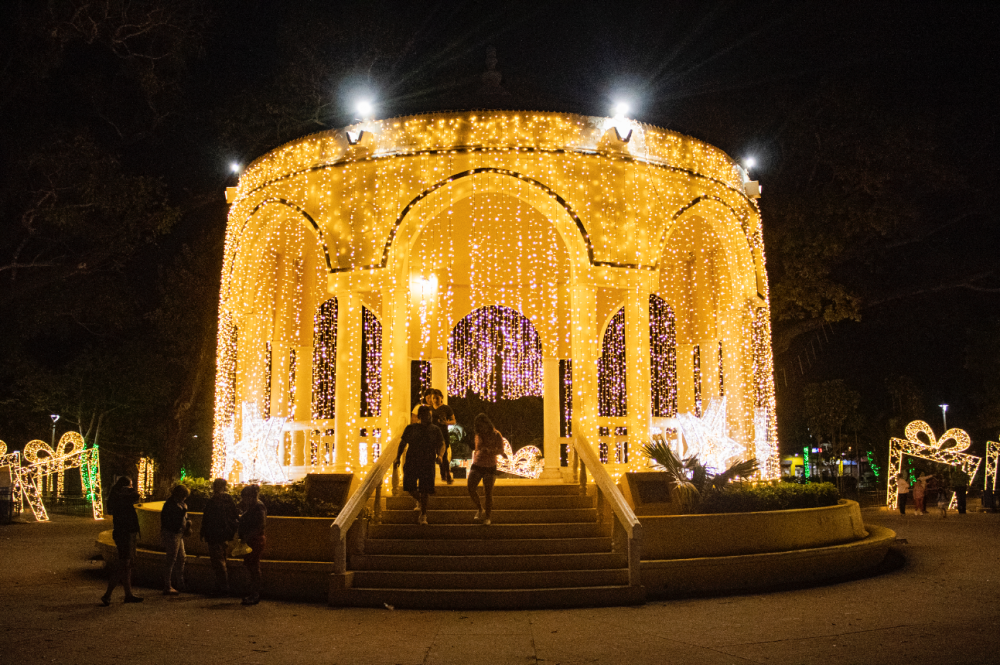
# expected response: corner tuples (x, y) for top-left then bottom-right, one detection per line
(329, 481), (645, 609)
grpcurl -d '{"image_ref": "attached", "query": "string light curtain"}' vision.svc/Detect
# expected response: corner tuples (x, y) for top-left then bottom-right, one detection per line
(649, 294), (677, 418)
(449, 305), (543, 401)
(559, 359), (573, 437)
(599, 307), (626, 417)
(693, 344), (703, 417)
(312, 298), (338, 419)
(360, 307), (382, 417)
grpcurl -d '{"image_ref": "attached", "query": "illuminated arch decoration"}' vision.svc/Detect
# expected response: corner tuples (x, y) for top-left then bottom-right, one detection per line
(497, 438), (544, 479)
(599, 307), (626, 417)
(6, 433), (104, 521)
(448, 305), (543, 402)
(887, 421), (981, 510)
(985, 441), (998, 492)
(0, 443), (48, 521)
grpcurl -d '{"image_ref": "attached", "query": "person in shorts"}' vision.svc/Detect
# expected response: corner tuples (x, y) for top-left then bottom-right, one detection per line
(396, 405), (445, 525)
(199, 478), (240, 596)
(467, 413), (509, 525)
(101, 476), (143, 605)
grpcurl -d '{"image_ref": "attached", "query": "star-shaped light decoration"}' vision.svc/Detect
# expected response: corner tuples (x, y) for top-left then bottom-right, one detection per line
(654, 397), (743, 474)
(224, 402), (288, 484)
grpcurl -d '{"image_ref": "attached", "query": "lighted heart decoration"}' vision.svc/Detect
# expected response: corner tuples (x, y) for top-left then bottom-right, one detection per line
(904, 420), (971, 453)
(23, 431), (85, 464)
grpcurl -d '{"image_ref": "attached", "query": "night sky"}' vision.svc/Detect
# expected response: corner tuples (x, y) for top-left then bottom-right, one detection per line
(1, 1), (997, 471)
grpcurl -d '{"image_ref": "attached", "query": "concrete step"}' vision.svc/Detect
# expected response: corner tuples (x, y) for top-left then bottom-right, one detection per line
(352, 568), (629, 590)
(351, 551), (627, 572)
(391, 483), (583, 498)
(368, 522), (609, 540)
(330, 585), (646, 610)
(385, 494), (593, 510)
(378, 508), (597, 525)
(362, 537), (614, 556)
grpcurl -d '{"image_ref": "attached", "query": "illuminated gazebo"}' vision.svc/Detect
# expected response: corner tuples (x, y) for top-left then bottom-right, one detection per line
(212, 109), (779, 485)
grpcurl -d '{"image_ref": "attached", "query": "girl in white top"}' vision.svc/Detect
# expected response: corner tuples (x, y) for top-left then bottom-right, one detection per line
(896, 474), (910, 515)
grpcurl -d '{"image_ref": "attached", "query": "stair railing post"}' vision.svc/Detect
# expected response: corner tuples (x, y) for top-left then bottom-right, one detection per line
(579, 459), (587, 494)
(331, 525), (347, 575)
(595, 485), (604, 525)
(374, 483), (382, 524)
(628, 529), (642, 588)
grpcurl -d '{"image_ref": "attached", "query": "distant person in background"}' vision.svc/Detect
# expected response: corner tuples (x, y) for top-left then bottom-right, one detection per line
(160, 484), (190, 595)
(238, 484), (267, 605)
(430, 390), (456, 485)
(912, 472), (932, 515)
(396, 405), (445, 525)
(411, 387), (435, 424)
(896, 473), (910, 515)
(467, 413), (509, 525)
(200, 478), (240, 597)
(101, 476), (143, 605)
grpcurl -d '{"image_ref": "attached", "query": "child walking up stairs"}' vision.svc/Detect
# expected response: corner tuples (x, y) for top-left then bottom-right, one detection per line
(329, 481), (644, 610)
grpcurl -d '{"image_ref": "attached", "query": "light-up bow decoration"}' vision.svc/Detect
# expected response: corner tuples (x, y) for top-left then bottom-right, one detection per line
(2, 432), (104, 521)
(887, 420), (981, 510)
(0, 440), (48, 521)
(984, 441), (999, 492)
(496, 438), (544, 479)
(24, 432), (85, 496)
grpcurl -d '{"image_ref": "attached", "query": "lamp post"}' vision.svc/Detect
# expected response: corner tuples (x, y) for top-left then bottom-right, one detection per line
(939, 404), (948, 432)
(50, 414), (60, 447)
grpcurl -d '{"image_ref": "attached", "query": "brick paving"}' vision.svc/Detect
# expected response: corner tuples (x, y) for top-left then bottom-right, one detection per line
(2, 507), (998, 664)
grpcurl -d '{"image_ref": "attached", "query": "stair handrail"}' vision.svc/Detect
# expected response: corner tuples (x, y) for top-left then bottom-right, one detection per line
(571, 432), (643, 587)
(329, 417), (406, 574)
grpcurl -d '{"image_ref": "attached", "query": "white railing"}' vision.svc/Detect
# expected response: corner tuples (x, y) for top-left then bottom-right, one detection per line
(571, 432), (642, 587)
(328, 417), (405, 574)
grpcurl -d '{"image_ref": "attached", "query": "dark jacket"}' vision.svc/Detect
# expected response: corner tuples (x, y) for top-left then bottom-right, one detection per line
(160, 498), (188, 534)
(396, 423), (445, 467)
(200, 493), (240, 544)
(238, 500), (267, 541)
(108, 486), (141, 537)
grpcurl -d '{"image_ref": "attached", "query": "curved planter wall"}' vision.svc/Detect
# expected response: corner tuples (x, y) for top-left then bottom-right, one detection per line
(638, 499), (868, 560)
(136, 502), (335, 562)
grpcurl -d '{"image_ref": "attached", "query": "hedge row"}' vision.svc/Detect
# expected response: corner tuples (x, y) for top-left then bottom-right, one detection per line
(696, 481), (840, 514)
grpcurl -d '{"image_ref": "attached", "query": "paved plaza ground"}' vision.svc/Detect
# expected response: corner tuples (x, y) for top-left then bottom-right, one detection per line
(2, 507), (998, 665)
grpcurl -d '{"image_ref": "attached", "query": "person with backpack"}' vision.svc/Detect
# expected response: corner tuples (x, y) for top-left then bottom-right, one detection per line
(100, 476), (143, 605)
(199, 478), (240, 597)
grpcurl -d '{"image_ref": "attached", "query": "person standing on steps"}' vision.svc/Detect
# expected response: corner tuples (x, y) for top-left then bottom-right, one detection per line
(896, 473), (910, 515)
(238, 484), (267, 605)
(200, 478), (240, 597)
(467, 413), (509, 526)
(396, 405), (445, 525)
(429, 390), (456, 485)
(160, 484), (190, 595)
(101, 476), (143, 605)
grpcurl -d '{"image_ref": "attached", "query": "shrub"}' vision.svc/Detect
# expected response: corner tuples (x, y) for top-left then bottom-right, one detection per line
(696, 481), (840, 514)
(180, 477), (339, 517)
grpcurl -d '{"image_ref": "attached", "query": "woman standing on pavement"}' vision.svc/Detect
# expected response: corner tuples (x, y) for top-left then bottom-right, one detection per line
(238, 484), (267, 605)
(467, 413), (509, 525)
(912, 472), (932, 515)
(101, 476), (143, 605)
(160, 484), (190, 595)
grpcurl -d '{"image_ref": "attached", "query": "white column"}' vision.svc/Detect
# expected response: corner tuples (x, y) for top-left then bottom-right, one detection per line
(430, 358), (448, 400)
(382, 260), (411, 440)
(333, 291), (363, 472)
(625, 272), (652, 468)
(542, 358), (562, 478)
(570, 283), (598, 448)
(293, 344), (312, 466)
(677, 344), (696, 415)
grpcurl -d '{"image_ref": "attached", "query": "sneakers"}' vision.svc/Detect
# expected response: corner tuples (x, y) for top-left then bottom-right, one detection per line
(100, 594), (111, 607)
(163, 588), (179, 596)
(482, 517), (491, 525)
(473, 509), (484, 522)
(418, 514), (428, 525)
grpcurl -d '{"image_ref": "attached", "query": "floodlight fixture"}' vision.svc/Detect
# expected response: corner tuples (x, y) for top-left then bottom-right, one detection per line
(230, 162), (241, 174)
(51, 414), (60, 423)
(613, 101), (629, 118)
(357, 99), (374, 118)
(744, 157), (757, 169)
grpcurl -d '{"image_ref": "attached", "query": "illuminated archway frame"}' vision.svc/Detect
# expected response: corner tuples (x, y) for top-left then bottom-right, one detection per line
(887, 421), (982, 510)
(214, 111), (778, 480)
(985, 440), (999, 492)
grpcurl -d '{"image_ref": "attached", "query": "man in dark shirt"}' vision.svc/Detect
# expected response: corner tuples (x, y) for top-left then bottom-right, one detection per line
(200, 478), (240, 596)
(396, 405), (445, 525)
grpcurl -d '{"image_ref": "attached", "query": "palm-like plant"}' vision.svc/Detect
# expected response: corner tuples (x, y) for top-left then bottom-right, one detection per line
(710, 458), (759, 490)
(642, 435), (700, 513)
